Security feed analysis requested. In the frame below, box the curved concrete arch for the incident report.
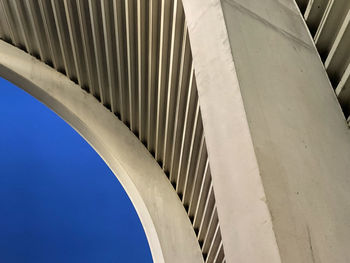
[0,0,227,260]
[0,40,203,263]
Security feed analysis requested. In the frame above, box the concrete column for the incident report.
[221,0,350,262]
[183,0,281,262]
[186,0,350,262]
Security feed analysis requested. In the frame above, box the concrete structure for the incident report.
[0,0,349,262]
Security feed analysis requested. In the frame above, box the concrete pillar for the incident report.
[185,0,350,262]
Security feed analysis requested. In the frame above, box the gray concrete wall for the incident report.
[222,0,350,262]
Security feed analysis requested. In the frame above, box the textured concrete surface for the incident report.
[221,0,350,262]
[1,0,350,262]
[183,0,281,262]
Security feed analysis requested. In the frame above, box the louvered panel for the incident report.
[314,0,350,59]
[336,64,350,116]
[193,170,212,230]
[89,0,110,105]
[124,0,138,131]
[295,0,309,14]
[212,241,225,263]
[188,151,208,219]
[146,0,160,154]
[304,0,328,36]
[324,10,350,87]
[197,186,215,242]
[169,62,193,183]
[201,206,218,248]
[38,0,65,71]
[0,16,4,39]
[1,0,23,48]
[202,208,219,253]
[29,1,52,64]
[52,0,77,81]
[22,1,45,60]
[137,0,148,142]
[204,221,221,262]
[113,0,128,121]
[182,103,203,206]
[102,0,119,113]
[63,0,84,86]
[297,0,350,120]
[163,0,185,170]
[176,74,198,195]
[13,1,35,56]
[75,0,95,94]
[0,1,10,41]
[155,0,173,162]
[168,30,192,179]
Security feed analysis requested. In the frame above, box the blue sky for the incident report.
[0,77,152,263]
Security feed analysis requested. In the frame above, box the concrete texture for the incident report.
[221,0,350,262]
[182,0,281,262]
[1,0,350,262]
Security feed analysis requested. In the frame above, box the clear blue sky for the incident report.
[0,77,152,263]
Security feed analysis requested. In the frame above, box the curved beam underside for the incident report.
[0,40,203,263]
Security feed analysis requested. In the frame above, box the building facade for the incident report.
[0,0,349,262]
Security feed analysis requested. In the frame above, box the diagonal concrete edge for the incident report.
[182,0,282,262]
